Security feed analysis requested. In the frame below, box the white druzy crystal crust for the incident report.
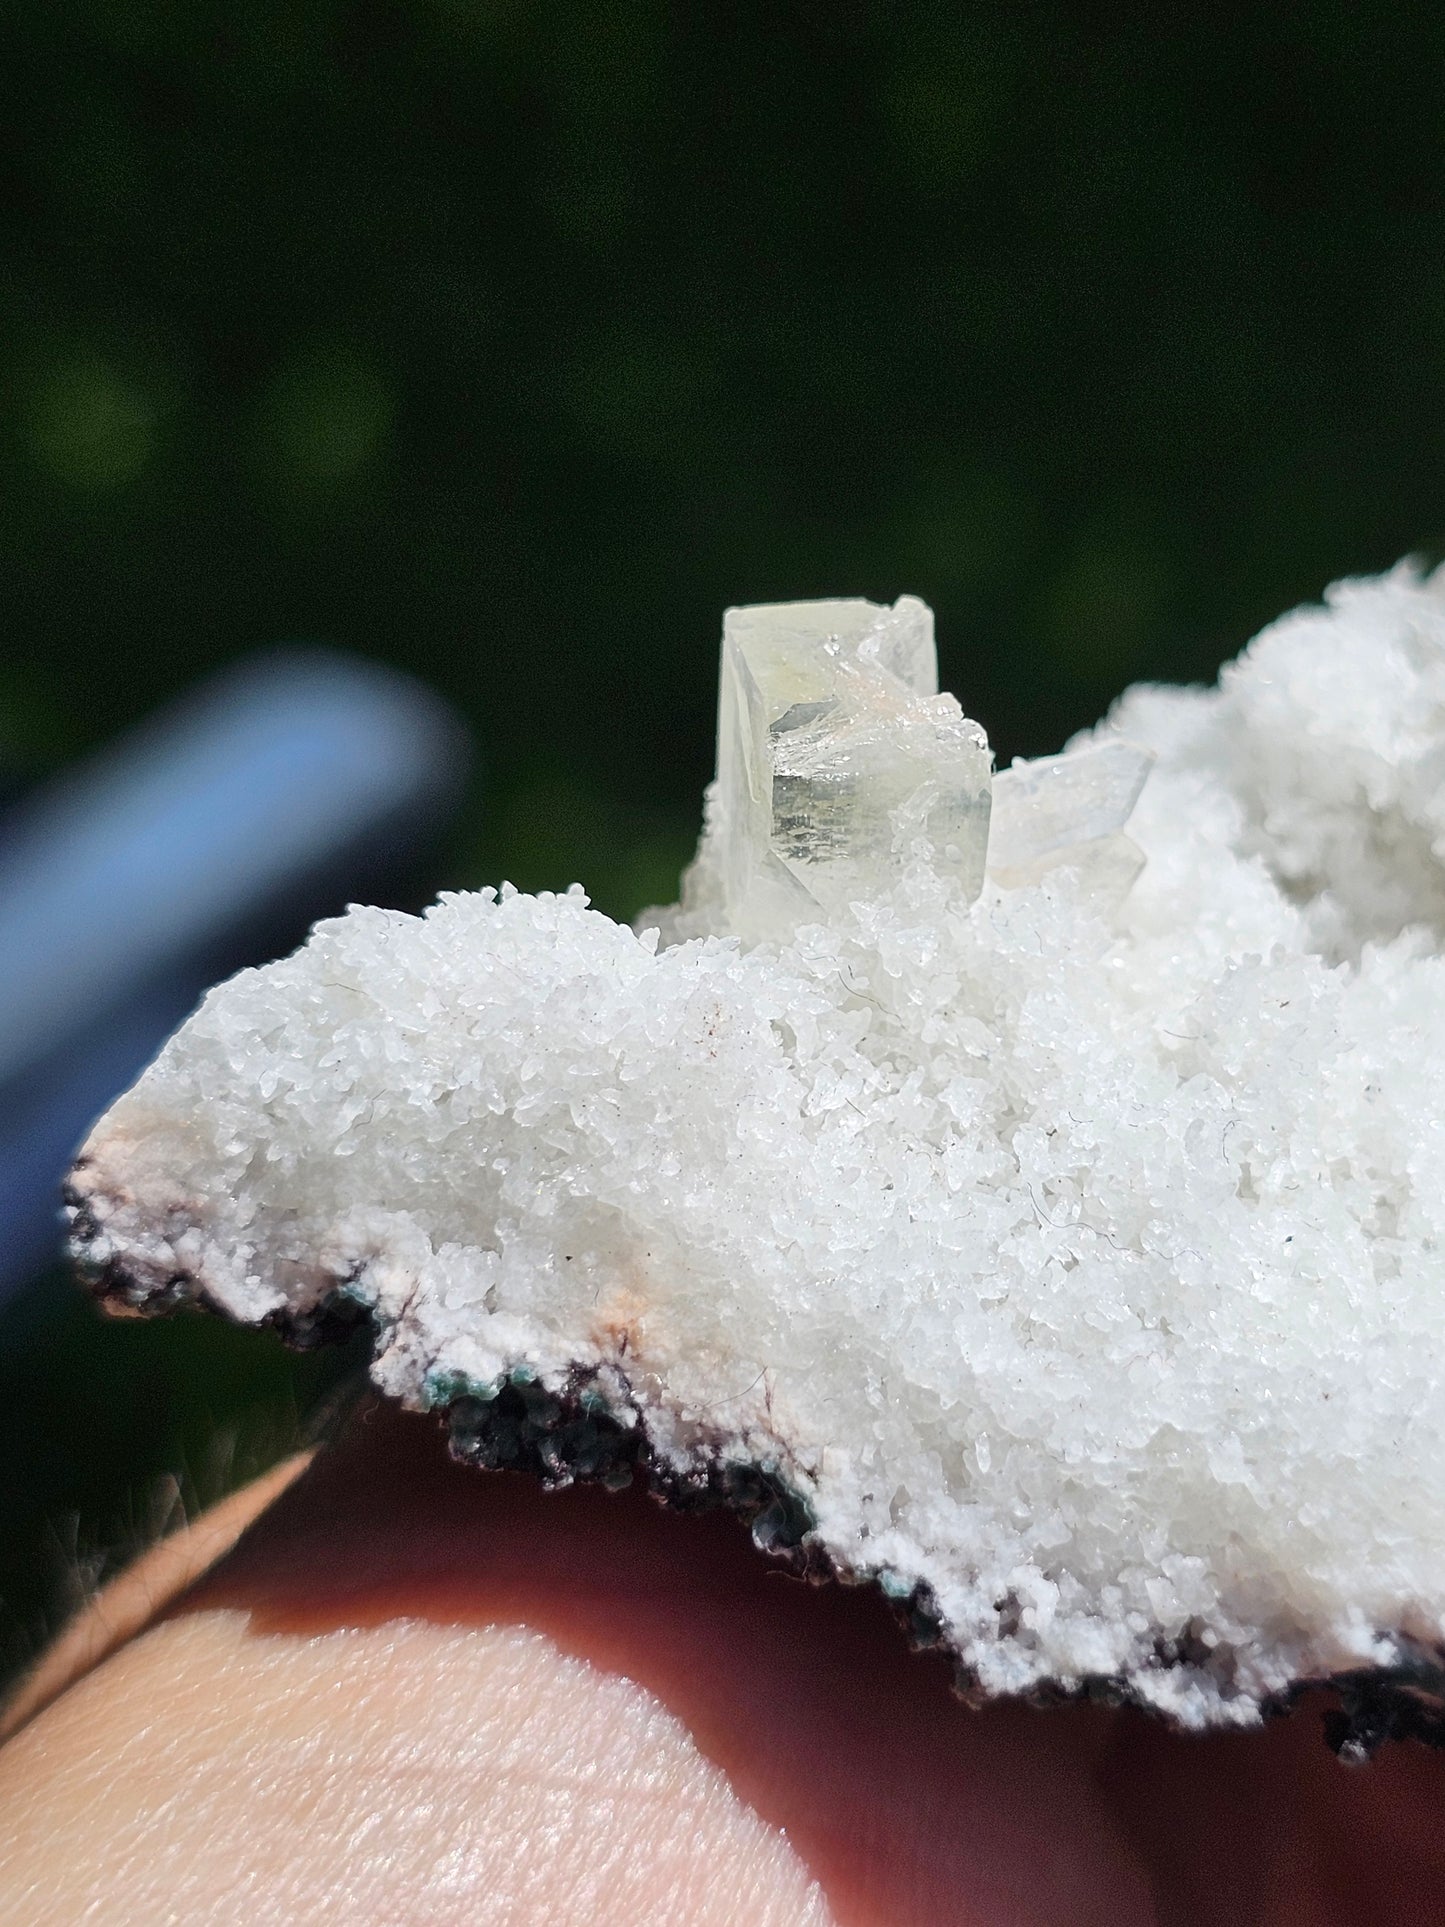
[70,566,1445,1735]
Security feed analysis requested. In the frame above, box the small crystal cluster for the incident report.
[673,594,1152,941]
[68,566,1445,1738]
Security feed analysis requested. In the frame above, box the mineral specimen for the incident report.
[68,568,1445,1748]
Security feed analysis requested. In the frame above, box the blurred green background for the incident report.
[3,2,1443,1676]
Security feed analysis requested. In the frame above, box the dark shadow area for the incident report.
[0,1277,367,1688]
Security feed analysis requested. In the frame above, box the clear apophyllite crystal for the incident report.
[713,596,993,936]
[987,740,1155,899]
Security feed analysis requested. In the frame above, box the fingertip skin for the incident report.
[0,1614,834,1927]
[7,1406,1445,1927]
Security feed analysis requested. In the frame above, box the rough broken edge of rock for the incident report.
[65,1177,1445,1759]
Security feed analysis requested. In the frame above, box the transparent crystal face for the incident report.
[716,597,993,935]
[988,741,1155,902]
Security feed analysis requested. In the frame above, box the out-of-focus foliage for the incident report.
[3,1,1444,1669]
[5,2,1444,895]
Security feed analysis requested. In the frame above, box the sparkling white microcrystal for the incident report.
[69,565,1445,1728]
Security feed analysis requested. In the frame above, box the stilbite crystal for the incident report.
[65,566,1445,1749]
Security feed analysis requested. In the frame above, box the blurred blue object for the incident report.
[0,649,470,1302]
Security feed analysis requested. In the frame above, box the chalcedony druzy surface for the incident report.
[68,567,1445,1743]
